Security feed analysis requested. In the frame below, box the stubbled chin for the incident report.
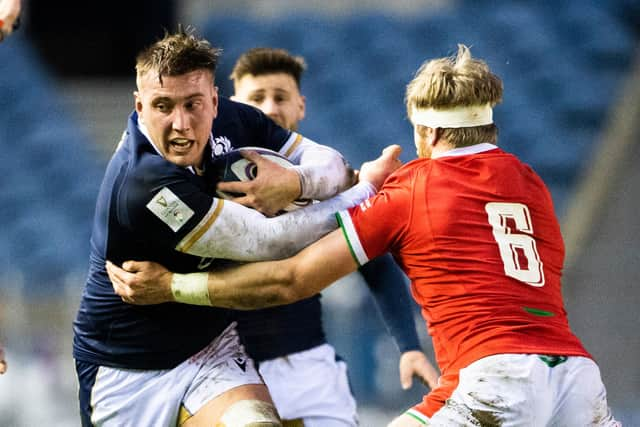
[166,152,195,168]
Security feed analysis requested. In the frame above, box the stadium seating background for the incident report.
[0,0,638,425]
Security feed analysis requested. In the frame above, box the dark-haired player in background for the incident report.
[107,46,437,427]
[72,28,401,427]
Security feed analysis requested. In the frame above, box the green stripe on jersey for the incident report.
[336,212,362,266]
[523,307,555,317]
[539,355,568,367]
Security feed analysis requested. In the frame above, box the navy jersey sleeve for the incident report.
[360,253,422,353]
[117,156,214,251]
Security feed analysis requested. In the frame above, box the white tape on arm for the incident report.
[171,272,212,306]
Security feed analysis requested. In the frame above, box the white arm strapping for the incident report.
[177,181,376,261]
[287,136,355,200]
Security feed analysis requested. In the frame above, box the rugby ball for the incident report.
[212,147,312,212]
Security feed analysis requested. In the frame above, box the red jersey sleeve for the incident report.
[337,160,420,265]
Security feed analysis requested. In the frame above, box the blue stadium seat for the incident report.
[0,36,104,290]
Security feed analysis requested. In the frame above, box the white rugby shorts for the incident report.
[89,322,265,427]
[258,343,358,427]
[424,354,620,426]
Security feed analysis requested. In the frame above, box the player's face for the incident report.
[135,69,218,169]
[233,73,305,131]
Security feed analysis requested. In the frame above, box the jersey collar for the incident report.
[433,143,498,159]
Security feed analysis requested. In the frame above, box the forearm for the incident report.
[180,180,375,261]
[204,260,295,309]
[290,137,356,200]
[204,229,359,310]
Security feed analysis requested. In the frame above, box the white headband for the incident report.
[411,104,493,128]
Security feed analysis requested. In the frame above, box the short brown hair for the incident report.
[136,26,222,86]
[406,44,503,147]
[230,47,307,88]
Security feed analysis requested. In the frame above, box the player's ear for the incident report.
[134,91,143,114]
[298,94,306,122]
[421,126,439,147]
[211,86,219,115]
[431,127,443,146]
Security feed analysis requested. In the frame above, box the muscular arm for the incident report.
[179,180,374,261]
[179,145,400,261]
[207,228,358,309]
[110,220,358,308]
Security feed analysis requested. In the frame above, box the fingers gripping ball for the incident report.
[212,147,312,212]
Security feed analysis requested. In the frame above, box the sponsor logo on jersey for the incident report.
[232,357,247,372]
[359,199,372,212]
[146,187,195,232]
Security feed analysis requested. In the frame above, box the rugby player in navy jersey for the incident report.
[108,48,438,427]
[72,28,402,427]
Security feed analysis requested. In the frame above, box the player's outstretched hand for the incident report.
[358,144,403,190]
[399,350,439,390]
[107,260,174,305]
[0,0,21,43]
[0,345,6,374]
[216,150,301,217]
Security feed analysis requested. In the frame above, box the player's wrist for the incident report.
[354,179,378,195]
[291,166,309,199]
[170,272,212,306]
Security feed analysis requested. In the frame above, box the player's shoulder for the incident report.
[114,143,188,202]
[214,96,291,151]
[216,96,268,126]
[375,158,427,193]
[394,157,430,178]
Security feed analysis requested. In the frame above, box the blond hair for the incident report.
[405,44,503,146]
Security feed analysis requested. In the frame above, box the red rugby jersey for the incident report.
[337,144,590,376]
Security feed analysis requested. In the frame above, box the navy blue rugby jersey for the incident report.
[236,295,325,363]
[73,97,292,369]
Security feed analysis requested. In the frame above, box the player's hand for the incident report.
[216,150,301,217]
[0,345,6,374]
[0,0,21,43]
[358,145,403,190]
[107,260,174,305]
[399,350,439,390]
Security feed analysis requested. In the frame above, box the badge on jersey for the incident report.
[146,187,195,232]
